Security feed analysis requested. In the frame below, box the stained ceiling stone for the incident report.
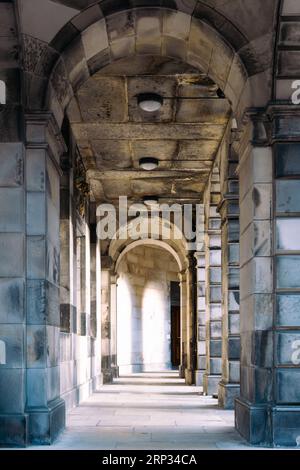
[68,55,231,204]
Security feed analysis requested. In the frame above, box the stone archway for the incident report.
[4,0,300,448]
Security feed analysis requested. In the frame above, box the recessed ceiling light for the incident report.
[143,196,159,206]
[139,157,159,171]
[137,93,163,112]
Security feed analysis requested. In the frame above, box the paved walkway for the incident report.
[30,371,261,450]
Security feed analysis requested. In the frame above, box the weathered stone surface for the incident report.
[0,143,23,187]
[276,369,300,404]
[81,19,109,60]
[0,278,24,324]
[0,233,24,277]
[27,236,46,280]
[0,369,25,413]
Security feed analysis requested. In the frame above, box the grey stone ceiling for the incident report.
[68,55,231,204]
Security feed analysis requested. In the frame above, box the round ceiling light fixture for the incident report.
[139,157,159,171]
[143,195,159,207]
[137,93,163,112]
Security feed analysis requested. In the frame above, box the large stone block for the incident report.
[229,313,240,334]
[272,407,300,446]
[27,236,46,279]
[276,294,300,327]
[26,149,45,191]
[163,10,191,40]
[0,143,23,187]
[47,366,60,402]
[27,280,60,326]
[210,339,222,357]
[0,369,25,413]
[28,398,65,445]
[252,331,273,367]
[26,192,46,235]
[26,368,47,408]
[276,331,300,366]
[0,324,24,368]
[210,321,222,339]
[0,278,24,324]
[27,325,46,367]
[276,369,300,404]
[0,233,24,277]
[81,19,109,60]
[235,399,270,445]
[210,357,222,374]
[228,337,241,360]
[0,414,28,447]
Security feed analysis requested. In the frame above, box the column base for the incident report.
[102,368,114,384]
[111,365,119,379]
[179,365,185,379]
[184,368,194,385]
[203,374,221,396]
[0,414,28,447]
[27,398,65,445]
[218,381,240,409]
[235,398,300,447]
[195,369,205,386]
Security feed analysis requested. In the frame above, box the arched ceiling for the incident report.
[15,0,288,206]
[68,54,231,203]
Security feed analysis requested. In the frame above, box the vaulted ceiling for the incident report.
[68,55,231,203]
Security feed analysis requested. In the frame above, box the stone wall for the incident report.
[117,245,179,374]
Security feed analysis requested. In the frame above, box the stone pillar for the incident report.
[60,154,75,333]
[110,274,119,378]
[0,135,27,445]
[194,251,206,386]
[101,256,113,383]
[179,271,187,379]
[203,172,222,396]
[90,223,103,388]
[184,255,196,385]
[235,107,300,446]
[218,145,241,409]
[25,113,65,444]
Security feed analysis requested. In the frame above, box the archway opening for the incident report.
[116,244,181,375]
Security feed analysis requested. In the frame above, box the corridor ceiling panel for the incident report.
[69,55,231,204]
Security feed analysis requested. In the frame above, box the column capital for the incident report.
[25,111,67,163]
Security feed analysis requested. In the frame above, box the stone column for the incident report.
[90,222,103,388]
[203,172,222,396]
[185,255,197,385]
[179,271,187,379]
[0,130,27,445]
[194,204,206,386]
[59,154,75,333]
[25,113,65,444]
[218,143,241,409]
[101,256,113,383]
[194,251,206,386]
[235,107,300,446]
[110,273,119,378]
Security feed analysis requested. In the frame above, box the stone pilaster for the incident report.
[179,270,187,379]
[184,254,197,385]
[25,113,66,444]
[0,118,27,445]
[59,153,76,333]
[194,251,206,386]
[218,139,241,409]
[203,170,222,396]
[110,274,119,378]
[235,106,300,446]
[101,255,114,383]
[90,223,103,388]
